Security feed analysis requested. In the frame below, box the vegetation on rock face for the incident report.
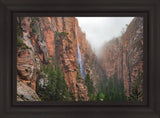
[17,22,23,37]
[56,31,69,37]
[128,70,143,102]
[17,21,30,50]
[17,38,30,50]
[30,17,39,34]
[37,58,74,101]
[31,17,39,22]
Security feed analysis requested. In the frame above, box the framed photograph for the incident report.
[0,0,160,118]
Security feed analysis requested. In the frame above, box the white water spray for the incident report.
[75,22,86,78]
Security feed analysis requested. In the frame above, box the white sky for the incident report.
[76,17,134,55]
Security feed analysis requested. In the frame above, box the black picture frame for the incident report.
[0,0,160,118]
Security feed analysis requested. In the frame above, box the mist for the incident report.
[76,17,134,55]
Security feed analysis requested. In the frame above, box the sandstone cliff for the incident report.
[17,17,96,101]
[98,17,143,97]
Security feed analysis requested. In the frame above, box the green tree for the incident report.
[38,59,57,101]
[55,65,71,101]
[37,59,72,101]
[101,74,127,101]
[45,68,57,100]
[96,92,105,101]
[85,69,95,97]
[90,93,96,101]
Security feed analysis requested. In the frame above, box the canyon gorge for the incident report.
[16,17,143,101]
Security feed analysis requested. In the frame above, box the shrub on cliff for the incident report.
[17,38,30,50]
[16,20,31,50]
[56,31,69,37]
[31,17,39,22]
[17,22,22,37]
[32,28,38,34]
[30,17,39,35]
[128,70,143,102]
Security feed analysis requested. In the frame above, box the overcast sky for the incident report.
[76,17,134,55]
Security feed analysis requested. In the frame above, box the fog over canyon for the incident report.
[77,17,134,55]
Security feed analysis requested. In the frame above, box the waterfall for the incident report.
[75,22,86,78]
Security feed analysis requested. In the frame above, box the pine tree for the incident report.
[37,58,72,101]
[102,74,127,101]
[38,58,57,101]
[45,68,57,100]
[55,65,70,101]
[85,69,95,97]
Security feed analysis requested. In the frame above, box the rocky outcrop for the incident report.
[17,49,40,91]
[98,17,143,97]
[17,79,41,101]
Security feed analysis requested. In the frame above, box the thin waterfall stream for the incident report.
[75,23,86,78]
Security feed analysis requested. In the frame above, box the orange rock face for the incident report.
[17,17,41,91]
[98,17,143,97]
[17,17,91,101]
[39,17,55,57]
[52,17,89,100]
[17,49,40,91]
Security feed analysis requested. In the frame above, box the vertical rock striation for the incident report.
[98,17,143,97]
[17,17,94,101]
